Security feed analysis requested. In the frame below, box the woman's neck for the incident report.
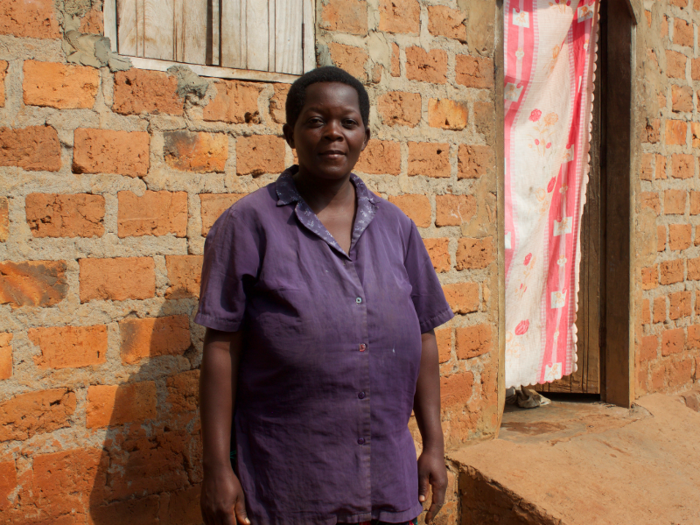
[293,167,355,215]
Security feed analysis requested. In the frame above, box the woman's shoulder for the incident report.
[206,183,278,238]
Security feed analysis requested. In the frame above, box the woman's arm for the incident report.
[200,328,250,525]
[413,329,447,524]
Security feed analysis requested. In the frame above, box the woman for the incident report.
[197,67,453,525]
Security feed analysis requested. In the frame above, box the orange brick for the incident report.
[456,237,495,270]
[428,99,468,130]
[459,145,494,179]
[355,140,401,175]
[0,126,61,172]
[671,154,694,179]
[0,61,7,108]
[0,0,60,39]
[200,193,247,236]
[655,155,667,180]
[669,291,692,320]
[73,128,149,177]
[120,315,191,364]
[118,191,187,238]
[0,260,68,308]
[693,122,700,148]
[29,325,107,369]
[643,118,660,143]
[236,135,286,176]
[408,142,450,178]
[0,333,12,380]
[664,190,686,215]
[642,298,651,324]
[391,43,401,77]
[640,153,653,181]
[379,0,420,34]
[456,55,494,89]
[377,92,421,127]
[0,388,76,441]
[28,448,103,520]
[639,335,658,362]
[668,223,692,250]
[167,370,200,413]
[697,291,700,314]
[665,119,687,145]
[666,50,687,79]
[456,324,492,359]
[405,47,448,84]
[320,0,368,35]
[22,61,99,109]
[436,194,477,227]
[0,460,15,513]
[25,193,104,238]
[688,324,700,348]
[79,5,103,33]
[671,85,693,113]
[204,80,263,124]
[164,131,228,172]
[693,58,700,80]
[388,195,431,227]
[79,257,155,302]
[440,371,474,409]
[641,265,658,290]
[423,238,451,273]
[657,225,666,252]
[661,328,685,356]
[86,382,157,428]
[113,69,183,115]
[688,257,700,280]
[690,192,700,215]
[435,327,452,364]
[428,5,466,42]
[659,259,684,285]
[269,83,290,124]
[165,255,203,299]
[0,197,6,242]
[653,295,666,323]
[673,18,693,47]
[667,358,693,388]
[640,192,661,215]
[443,283,479,314]
[329,43,369,81]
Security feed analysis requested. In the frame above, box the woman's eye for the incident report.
[308,117,323,125]
[343,119,358,127]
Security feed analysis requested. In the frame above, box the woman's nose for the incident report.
[323,120,343,140]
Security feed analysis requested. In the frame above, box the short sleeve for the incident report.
[195,207,261,332]
[404,221,454,333]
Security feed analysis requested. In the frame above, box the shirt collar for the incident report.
[275,166,378,258]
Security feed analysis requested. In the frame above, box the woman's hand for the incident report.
[201,464,250,525]
[417,447,448,524]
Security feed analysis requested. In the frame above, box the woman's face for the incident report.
[284,82,370,182]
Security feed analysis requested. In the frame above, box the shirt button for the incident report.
[357,438,365,445]
[359,344,366,352]
[355,297,362,304]
[358,391,366,399]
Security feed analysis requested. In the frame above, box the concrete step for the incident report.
[448,393,700,525]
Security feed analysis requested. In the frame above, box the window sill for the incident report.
[126,56,300,84]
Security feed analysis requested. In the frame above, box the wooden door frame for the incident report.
[601,0,637,407]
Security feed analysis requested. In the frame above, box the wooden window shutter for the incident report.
[115,0,311,76]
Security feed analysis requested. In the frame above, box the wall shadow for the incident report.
[87,293,204,525]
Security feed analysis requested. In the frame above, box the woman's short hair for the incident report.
[285,66,370,128]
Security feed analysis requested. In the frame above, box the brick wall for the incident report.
[0,0,499,523]
[636,0,700,396]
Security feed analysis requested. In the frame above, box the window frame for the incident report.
[103,0,315,83]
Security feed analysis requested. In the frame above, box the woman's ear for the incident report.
[282,123,295,149]
[361,126,371,152]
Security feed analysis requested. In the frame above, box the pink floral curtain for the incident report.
[504,0,599,387]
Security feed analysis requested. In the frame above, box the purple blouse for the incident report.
[195,167,453,524]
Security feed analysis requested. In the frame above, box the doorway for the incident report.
[535,0,635,405]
